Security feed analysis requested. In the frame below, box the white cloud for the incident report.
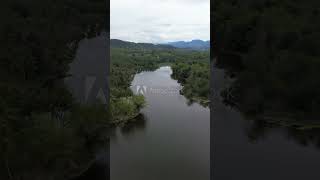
[111,0,210,43]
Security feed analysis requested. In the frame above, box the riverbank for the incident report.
[111,66,210,180]
[171,62,210,107]
[110,44,210,125]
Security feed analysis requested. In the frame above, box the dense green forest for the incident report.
[0,1,109,179]
[110,41,171,124]
[110,40,210,123]
[213,0,320,125]
[171,62,210,106]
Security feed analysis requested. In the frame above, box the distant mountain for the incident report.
[166,40,210,50]
[110,39,175,50]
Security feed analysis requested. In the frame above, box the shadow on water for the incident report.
[71,161,109,180]
[244,117,320,149]
[72,114,147,180]
[120,114,147,136]
[71,144,110,180]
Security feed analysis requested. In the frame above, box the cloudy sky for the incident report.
[111,0,210,43]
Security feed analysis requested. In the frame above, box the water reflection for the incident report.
[120,114,147,136]
[244,119,272,144]
[286,128,320,148]
[244,118,320,149]
[72,148,109,180]
[71,161,108,180]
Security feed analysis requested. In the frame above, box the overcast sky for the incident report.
[111,0,210,43]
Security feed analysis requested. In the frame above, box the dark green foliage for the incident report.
[171,62,210,106]
[1,0,107,115]
[214,0,320,119]
[0,104,110,180]
[0,0,108,179]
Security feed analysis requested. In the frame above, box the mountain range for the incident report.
[110,39,210,51]
[110,39,175,50]
[165,40,210,50]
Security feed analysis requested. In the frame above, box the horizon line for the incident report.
[110,38,211,44]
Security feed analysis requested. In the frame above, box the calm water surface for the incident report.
[111,66,210,180]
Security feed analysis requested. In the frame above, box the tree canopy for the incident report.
[213,0,320,120]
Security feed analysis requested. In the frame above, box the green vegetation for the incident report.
[0,0,108,179]
[110,40,210,123]
[171,62,210,106]
[213,0,320,124]
[0,104,110,180]
[110,47,160,124]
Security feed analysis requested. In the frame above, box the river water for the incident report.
[78,65,320,180]
[110,66,210,180]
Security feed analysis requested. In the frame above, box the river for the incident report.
[75,65,320,180]
[110,66,210,180]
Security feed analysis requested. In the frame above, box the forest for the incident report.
[213,0,320,126]
[0,0,110,179]
[171,62,210,106]
[110,39,210,123]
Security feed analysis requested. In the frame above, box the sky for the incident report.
[111,0,210,43]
